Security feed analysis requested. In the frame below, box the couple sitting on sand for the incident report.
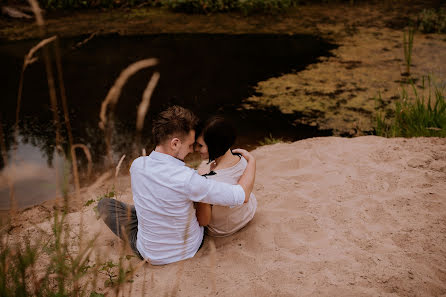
[98,105,257,265]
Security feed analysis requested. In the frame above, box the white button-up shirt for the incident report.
[131,151,245,265]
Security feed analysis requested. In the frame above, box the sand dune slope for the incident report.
[14,136,446,297]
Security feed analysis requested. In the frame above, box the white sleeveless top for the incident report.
[202,156,257,237]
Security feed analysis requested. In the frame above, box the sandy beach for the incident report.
[6,136,446,296]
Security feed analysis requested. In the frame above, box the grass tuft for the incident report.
[375,76,446,138]
[417,8,446,34]
[259,133,283,145]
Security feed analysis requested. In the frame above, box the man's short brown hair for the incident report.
[152,106,198,146]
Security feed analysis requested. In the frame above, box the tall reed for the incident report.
[135,72,160,152]
[403,27,415,76]
[12,36,57,215]
[0,118,16,217]
[98,58,158,166]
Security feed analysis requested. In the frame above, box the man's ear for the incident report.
[170,137,181,151]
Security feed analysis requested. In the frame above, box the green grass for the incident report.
[0,209,98,296]
[0,186,139,296]
[375,77,446,138]
[259,133,283,145]
[403,27,414,76]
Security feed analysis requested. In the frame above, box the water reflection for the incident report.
[0,139,65,209]
[0,33,336,208]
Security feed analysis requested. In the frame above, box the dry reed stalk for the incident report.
[69,143,92,246]
[72,32,98,50]
[0,119,17,217]
[142,148,147,169]
[27,0,44,26]
[99,58,159,130]
[115,154,126,179]
[85,171,113,198]
[54,36,82,206]
[140,263,148,297]
[28,0,45,27]
[170,262,185,297]
[28,0,63,150]
[136,72,160,132]
[115,223,135,297]
[98,59,158,165]
[45,47,63,149]
[135,72,160,150]
[14,35,57,164]
[208,239,217,294]
[169,209,194,297]
[126,278,134,297]
[114,154,126,194]
[72,144,93,179]
[24,36,57,67]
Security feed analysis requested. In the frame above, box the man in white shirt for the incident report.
[98,106,256,265]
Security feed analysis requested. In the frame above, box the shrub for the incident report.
[163,0,296,14]
[239,0,294,15]
[164,0,238,13]
[37,0,151,9]
[417,8,446,34]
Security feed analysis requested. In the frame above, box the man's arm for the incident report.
[232,149,256,203]
[187,149,256,206]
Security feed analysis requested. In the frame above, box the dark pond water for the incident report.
[0,33,335,209]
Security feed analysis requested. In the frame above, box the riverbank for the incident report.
[5,136,446,296]
[1,1,445,136]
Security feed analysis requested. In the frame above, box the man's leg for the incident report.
[97,198,142,258]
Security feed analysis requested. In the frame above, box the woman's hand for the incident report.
[232,148,255,163]
[233,148,256,203]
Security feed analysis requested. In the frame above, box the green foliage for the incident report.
[259,133,283,145]
[239,0,294,15]
[375,77,446,138]
[96,187,116,202]
[103,188,116,199]
[38,0,150,9]
[164,0,297,14]
[84,199,95,207]
[164,0,237,13]
[417,8,446,34]
[98,260,119,287]
[97,257,135,289]
[30,0,363,12]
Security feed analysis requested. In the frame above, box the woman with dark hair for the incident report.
[194,116,257,237]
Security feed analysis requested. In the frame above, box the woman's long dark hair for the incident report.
[198,116,236,162]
